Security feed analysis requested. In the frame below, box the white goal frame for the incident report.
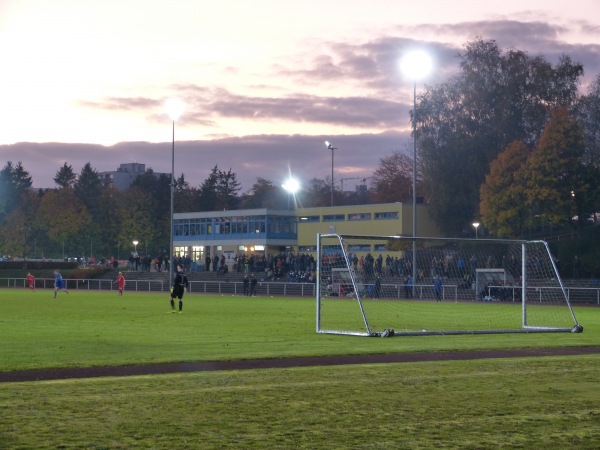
[316,234,583,337]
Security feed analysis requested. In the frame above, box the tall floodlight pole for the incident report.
[401,49,433,291]
[165,98,185,289]
[325,141,337,207]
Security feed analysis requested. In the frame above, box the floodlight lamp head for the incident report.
[400,49,433,80]
[165,98,185,121]
[282,178,300,194]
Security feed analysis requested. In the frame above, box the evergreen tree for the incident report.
[54,162,77,188]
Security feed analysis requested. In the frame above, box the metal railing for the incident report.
[1,278,317,297]
[2,277,599,303]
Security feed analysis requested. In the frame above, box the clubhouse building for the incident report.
[173,202,440,268]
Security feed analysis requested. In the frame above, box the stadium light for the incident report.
[165,98,185,286]
[282,177,300,209]
[401,49,433,291]
[472,222,480,239]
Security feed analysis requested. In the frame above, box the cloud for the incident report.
[0,132,410,194]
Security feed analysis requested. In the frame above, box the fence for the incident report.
[1,277,318,298]
[2,277,599,304]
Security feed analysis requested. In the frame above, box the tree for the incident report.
[215,168,241,210]
[74,163,102,213]
[54,163,77,188]
[174,173,199,213]
[240,178,285,209]
[522,108,586,229]
[119,187,157,256]
[303,178,331,207]
[35,189,91,256]
[480,141,531,237]
[198,166,219,212]
[371,151,414,203]
[0,208,28,257]
[417,38,584,235]
[577,74,600,167]
[0,161,32,221]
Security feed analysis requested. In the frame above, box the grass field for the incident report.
[1,289,599,449]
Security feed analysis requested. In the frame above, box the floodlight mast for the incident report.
[400,49,433,293]
[325,141,337,207]
[165,99,185,288]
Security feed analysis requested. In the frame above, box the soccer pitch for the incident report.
[1,289,599,448]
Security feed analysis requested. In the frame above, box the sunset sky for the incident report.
[1,0,600,192]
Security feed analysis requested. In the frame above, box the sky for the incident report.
[1,0,600,192]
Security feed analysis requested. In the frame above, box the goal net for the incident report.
[316,234,582,336]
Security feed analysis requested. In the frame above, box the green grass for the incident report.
[0,289,599,448]
[0,289,597,371]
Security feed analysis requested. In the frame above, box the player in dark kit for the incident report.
[169,263,189,313]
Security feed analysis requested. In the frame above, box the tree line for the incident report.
[0,157,407,260]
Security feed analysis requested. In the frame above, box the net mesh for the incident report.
[317,235,579,336]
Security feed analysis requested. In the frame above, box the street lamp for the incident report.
[166,98,185,287]
[325,141,337,207]
[472,222,480,239]
[282,177,300,209]
[132,240,139,254]
[401,49,433,290]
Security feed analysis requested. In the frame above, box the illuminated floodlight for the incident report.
[400,49,433,81]
[282,177,300,194]
[165,98,185,121]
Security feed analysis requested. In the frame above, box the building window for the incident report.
[374,211,399,220]
[323,214,345,222]
[299,215,320,222]
[348,244,371,252]
[347,212,372,221]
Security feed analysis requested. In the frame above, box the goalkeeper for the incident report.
[169,263,189,313]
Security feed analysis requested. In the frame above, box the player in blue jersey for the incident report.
[53,270,69,298]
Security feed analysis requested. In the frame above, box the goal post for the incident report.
[316,234,583,337]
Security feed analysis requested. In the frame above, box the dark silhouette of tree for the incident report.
[371,151,414,203]
[0,161,32,221]
[417,38,584,235]
[54,162,77,189]
[240,177,285,209]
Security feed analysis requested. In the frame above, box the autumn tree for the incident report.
[522,108,586,229]
[118,187,157,255]
[371,151,414,203]
[35,189,91,256]
[417,38,584,235]
[480,141,530,237]
[0,208,28,257]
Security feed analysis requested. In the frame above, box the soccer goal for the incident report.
[316,234,583,336]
